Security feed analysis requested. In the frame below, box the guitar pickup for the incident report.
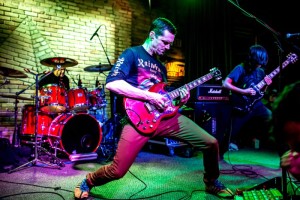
[144,102,155,112]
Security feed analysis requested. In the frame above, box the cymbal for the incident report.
[0,94,33,101]
[0,66,28,78]
[40,57,78,68]
[84,64,111,72]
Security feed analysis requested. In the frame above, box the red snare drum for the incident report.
[48,113,102,155]
[39,84,67,114]
[88,88,106,110]
[21,104,53,136]
[67,88,89,112]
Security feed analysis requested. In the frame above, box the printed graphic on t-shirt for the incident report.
[137,58,162,90]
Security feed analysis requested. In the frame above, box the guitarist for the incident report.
[74,17,234,199]
[220,44,273,159]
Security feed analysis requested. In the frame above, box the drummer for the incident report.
[38,68,70,91]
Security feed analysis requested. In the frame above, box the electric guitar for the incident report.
[230,52,298,114]
[124,67,222,134]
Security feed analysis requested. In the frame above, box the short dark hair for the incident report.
[149,17,177,36]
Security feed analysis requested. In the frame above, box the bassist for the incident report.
[220,44,273,159]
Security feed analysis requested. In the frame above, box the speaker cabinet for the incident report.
[191,101,232,142]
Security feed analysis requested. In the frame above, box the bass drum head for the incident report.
[50,113,102,156]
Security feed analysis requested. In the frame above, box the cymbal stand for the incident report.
[0,77,22,148]
[0,78,10,88]
[12,80,36,147]
[9,71,61,173]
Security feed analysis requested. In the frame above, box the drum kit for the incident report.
[0,57,115,172]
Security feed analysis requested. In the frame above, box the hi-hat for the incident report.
[0,94,33,101]
[40,57,78,68]
[84,64,111,72]
[0,66,28,78]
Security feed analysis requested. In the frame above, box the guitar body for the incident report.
[230,83,264,114]
[124,82,179,134]
[124,67,222,134]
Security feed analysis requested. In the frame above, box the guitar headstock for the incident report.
[210,67,222,81]
[287,53,298,63]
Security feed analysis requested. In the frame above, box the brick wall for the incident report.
[0,0,170,143]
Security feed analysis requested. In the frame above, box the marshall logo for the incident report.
[196,84,229,101]
[208,88,222,94]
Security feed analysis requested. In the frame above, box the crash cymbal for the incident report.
[84,64,111,72]
[0,94,33,101]
[0,66,28,78]
[40,57,78,68]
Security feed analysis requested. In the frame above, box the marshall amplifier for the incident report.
[188,101,232,143]
[196,84,230,101]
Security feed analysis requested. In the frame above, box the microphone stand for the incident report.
[9,71,61,173]
[94,32,119,158]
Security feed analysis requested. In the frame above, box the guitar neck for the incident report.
[256,56,293,90]
[167,73,214,100]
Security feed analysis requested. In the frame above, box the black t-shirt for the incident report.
[227,63,265,88]
[38,72,70,91]
[227,63,266,107]
[106,45,167,89]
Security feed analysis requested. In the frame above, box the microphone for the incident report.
[78,74,82,87]
[43,70,52,75]
[5,78,10,84]
[90,25,101,41]
[286,33,300,38]
[24,68,36,75]
[95,77,99,88]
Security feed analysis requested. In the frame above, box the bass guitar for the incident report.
[231,52,298,114]
[124,67,222,134]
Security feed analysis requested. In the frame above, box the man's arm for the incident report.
[106,80,168,109]
[223,77,255,96]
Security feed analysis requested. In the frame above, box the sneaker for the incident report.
[229,143,239,151]
[74,178,91,199]
[205,179,234,198]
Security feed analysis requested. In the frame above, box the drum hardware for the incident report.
[97,112,124,161]
[83,64,112,72]
[9,70,62,173]
[0,66,28,78]
[0,94,33,101]
[40,57,78,68]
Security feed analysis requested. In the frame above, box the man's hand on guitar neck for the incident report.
[264,75,272,85]
[177,86,190,107]
[262,75,272,92]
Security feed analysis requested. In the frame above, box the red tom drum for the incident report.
[39,84,67,114]
[67,88,89,112]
